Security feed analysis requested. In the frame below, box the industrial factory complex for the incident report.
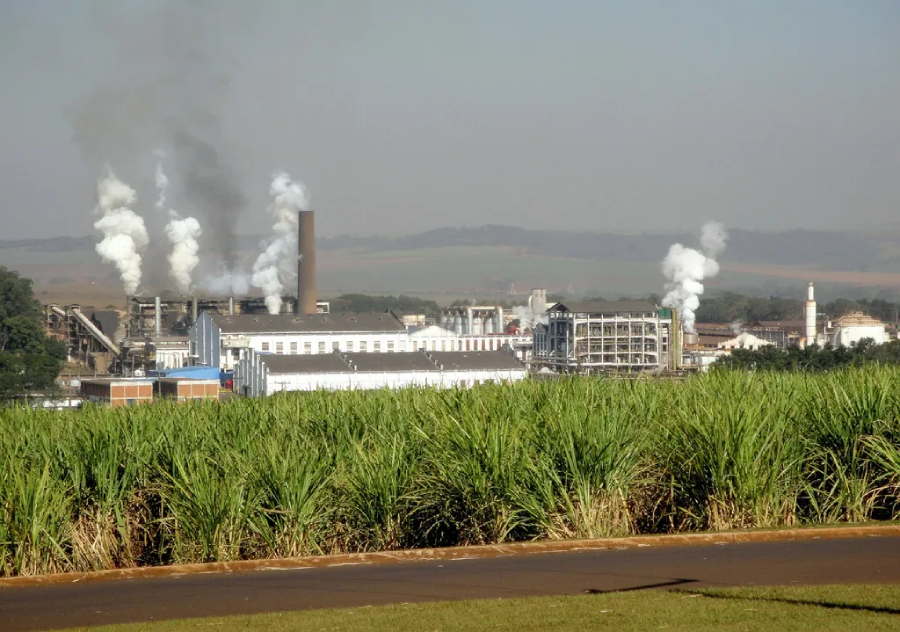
[40,206,894,407]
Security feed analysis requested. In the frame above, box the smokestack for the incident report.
[228,296,235,315]
[191,296,198,323]
[297,210,317,315]
[806,282,816,347]
[154,296,162,336]
[495,307,504,334]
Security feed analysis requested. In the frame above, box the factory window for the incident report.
[261,342,270,352]
[360,341,368,352]
[318,342,326,354]
[387,342,395,352]
[333,341,340,351]
[276,342,284,355]
[347,341,354,351]
[290,342,298,354]
[374,342,381,352]
[304,342,311,354]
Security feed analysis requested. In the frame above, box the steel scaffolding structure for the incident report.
[532,301,678,374]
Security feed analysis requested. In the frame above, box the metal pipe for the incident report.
[495,307,504,333]
[465,307,473,336]
[155,297,162,336]
[191,296,198,323]
[228,296,235,316]
[297,210,317,315]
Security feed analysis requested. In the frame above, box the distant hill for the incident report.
[317,226,891,271]
[2,227,892,271]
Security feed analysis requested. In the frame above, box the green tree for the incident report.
[0,266,64,401]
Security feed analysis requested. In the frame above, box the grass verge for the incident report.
[67,584,900,632]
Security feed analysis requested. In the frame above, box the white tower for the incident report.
[805,282,817,347]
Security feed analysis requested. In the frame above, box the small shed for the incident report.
[80,379,154,407]
[155,378,220,402]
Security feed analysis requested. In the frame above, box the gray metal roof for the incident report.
[549,300,658,314]
[260,350,525,375]
[429,351,525,371]
[343,352,438,372]
[212,312,406,334]
[260,354,351,375]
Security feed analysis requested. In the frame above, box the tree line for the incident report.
[714,338,900,372]
[695,292,900,324]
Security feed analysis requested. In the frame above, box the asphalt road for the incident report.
[2,536,899,631]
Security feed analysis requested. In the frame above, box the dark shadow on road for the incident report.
[685,591,900,616]
[584,578,697,594]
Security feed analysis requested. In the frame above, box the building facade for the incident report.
[190,312,410,370]
[234,350,528,396]
[531,301,678,374]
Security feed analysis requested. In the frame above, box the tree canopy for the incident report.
[714,338,900,372]
[0,267,65,401]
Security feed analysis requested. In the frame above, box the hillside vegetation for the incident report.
[2,369,900,577]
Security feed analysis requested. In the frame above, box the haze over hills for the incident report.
[1,226,894,269]
[3,226,900,306]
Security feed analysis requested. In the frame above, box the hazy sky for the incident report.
[1,0,898,240]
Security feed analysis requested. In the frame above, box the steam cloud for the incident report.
[201,266,250,296]
[512,305,548,331]
[661,222,728,334]
[156,156,202,294]
[66,1,255,280]
[251,171,309,314]
[94,169,150,295]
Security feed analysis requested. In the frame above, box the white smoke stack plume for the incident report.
[251,171,309,314]
[156,156,202,293]
[512,305,549,331]
[154,151,169,211]
[200,265,250,296]
[661,222,728,334]
[93,168,149,295]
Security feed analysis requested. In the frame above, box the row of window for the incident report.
[257,338,508,355]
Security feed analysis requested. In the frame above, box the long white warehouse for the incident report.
[234,350,528,396]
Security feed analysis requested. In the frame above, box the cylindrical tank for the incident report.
[495,307,504,334]
[472,315,482,336]
[465,307,474,335]
[484,316,495,335]
[440,314,450,329]
[454,314,463,335]
[155,297,162,336]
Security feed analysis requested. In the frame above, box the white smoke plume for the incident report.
[94,169,150,295]
[200,265,250,296]
[251,171,309,314]
[156,156,202,293]
[661,222,729,334]
[512,305,548,331]
[154,151,169,211]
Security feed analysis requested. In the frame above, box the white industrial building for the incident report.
[234,349,528,396]
[829,312,889,347]
[189,311,535,371]
[531,300,679,374]
[190,312,410,370]
[408,325,532,361]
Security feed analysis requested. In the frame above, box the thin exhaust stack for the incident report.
[297,210,317,315]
